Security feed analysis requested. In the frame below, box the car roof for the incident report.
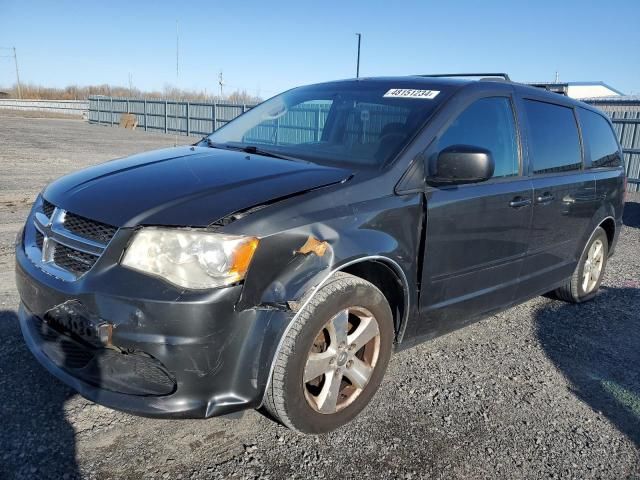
[311,76,603,115]
[313,76,473,90]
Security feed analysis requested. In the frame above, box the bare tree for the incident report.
[0,83,262,103]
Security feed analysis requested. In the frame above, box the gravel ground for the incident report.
[0,109,84,120]
[0,115,638,479]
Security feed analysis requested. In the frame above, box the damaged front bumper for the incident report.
[15,244,293,419]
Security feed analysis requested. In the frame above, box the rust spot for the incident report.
[287,300,302,312]
[296,236,328,257]
[98,323,114,346]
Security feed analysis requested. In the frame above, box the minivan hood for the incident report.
[43,146,351,227]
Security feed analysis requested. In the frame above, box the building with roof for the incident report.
[526,81,624,99]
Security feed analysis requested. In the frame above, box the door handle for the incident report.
[509,197,532,208]
[535,193,555,204]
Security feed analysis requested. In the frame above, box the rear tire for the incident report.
[263,272,394,434]
[555,226,609,303]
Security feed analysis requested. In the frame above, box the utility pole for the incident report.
[13,47,22,99]
[355,33,361,78]
[175,20,179,146]
[218,71,224,99]
[176,21,179,78]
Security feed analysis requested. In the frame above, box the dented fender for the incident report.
[237,232,334,311]
[233,189,425,326]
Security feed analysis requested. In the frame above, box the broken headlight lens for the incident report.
[122,228,259,289]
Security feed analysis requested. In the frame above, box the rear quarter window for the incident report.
[578,108,622,168]
[524,100,582,174]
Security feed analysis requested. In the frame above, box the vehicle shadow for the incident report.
[623,198,640,228]
[535,287,640,447]
[0,309,81,479]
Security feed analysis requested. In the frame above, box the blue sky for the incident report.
[1,0,639,96]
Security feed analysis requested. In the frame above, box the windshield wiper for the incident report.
[203,137,310,163]
[204,137,225,149]
[234,145,290,160]
[206,140,303,162]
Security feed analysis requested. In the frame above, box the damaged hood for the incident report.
[43,146,351,227]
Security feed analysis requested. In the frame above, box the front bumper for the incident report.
[15,237,292,418]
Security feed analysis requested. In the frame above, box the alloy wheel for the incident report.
[582,238,604,293]
[303,307,381,414]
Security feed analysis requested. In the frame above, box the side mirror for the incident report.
[427,145,495,185]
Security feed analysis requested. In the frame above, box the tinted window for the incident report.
[579,108,621,168]
[524,100,582,174]
[437,97,519,178]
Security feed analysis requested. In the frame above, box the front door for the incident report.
[416,94,532,338]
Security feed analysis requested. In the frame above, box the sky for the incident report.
[1,0,639,97]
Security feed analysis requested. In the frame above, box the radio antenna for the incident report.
[175,20,179,147]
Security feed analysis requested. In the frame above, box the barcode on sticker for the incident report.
[383,89,440,99]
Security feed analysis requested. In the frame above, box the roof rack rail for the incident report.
[418,73,511,81]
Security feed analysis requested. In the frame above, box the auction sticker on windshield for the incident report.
[383,88,440,99]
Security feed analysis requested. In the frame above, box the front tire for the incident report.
[263,272,394,434]
[555,226,609,303]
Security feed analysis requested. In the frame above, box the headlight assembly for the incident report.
[121,228,259,289]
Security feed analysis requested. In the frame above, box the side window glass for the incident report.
[579,108,621,168]
[524,100,582,174]
[437,97,519,178]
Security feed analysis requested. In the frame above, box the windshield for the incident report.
[206,82,446,168]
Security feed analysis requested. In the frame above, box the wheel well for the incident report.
[341,260,406,338]
[599,217,615,247]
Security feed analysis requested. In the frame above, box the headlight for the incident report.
[122,228,259,289]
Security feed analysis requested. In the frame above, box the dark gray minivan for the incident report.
[16,74,625,433]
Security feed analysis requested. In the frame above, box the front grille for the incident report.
[53,243,97,275]
[44,301,107,347]
[26,201,118,281]
[37,323,94,368]
[42,199,55,218]
[64,211,117,244]
[32,315,176,396]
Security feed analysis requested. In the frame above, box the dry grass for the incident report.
[0,83,261,104]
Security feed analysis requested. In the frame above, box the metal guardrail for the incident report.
[0,99,88,116]
[88,96,256,137]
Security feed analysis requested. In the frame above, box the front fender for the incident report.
[236,194,422,312]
